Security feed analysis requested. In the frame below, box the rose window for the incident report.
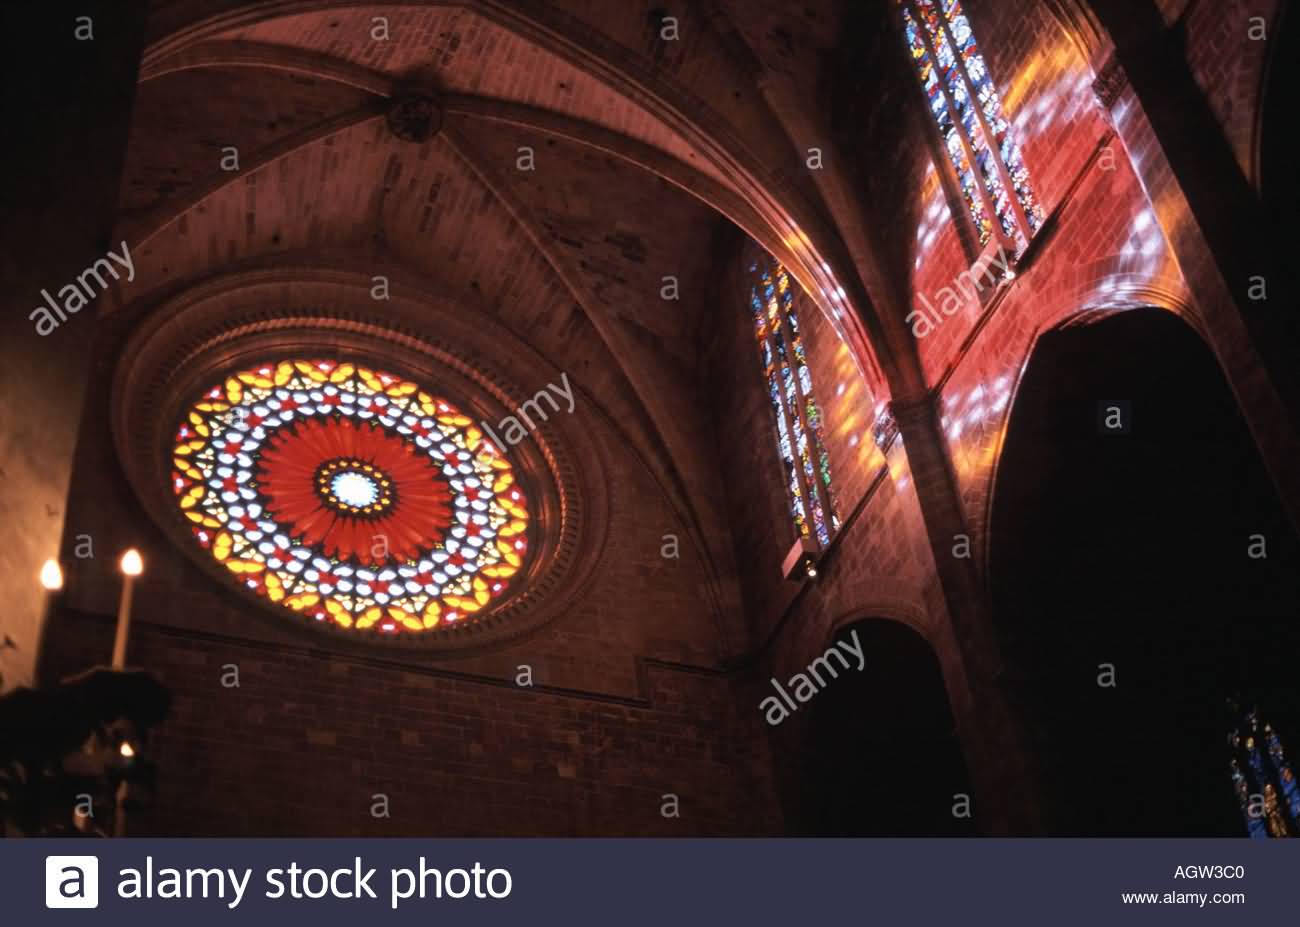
[170,359,531,635]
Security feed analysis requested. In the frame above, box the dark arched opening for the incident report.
[786,619,975,835]
[990,308,1300,835]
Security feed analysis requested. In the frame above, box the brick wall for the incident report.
[1180,0,1282,182]
[873,0,1205,566]
[40,610,779,836]
[702,234,948,719]
[40,263,777,835]
[56,335,730,700]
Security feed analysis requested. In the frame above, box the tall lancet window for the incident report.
[899,0,1044,255]
[1229,706,1300,838]
[749,255,840,549]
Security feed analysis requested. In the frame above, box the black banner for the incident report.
[8,837,1292,924]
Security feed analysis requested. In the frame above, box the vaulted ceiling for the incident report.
[110,0,881,633]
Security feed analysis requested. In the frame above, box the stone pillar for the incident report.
[890,395,1045,833]
[0,3,147,690]
[1089,0,1300,533]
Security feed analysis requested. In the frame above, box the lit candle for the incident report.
[112,549,143,669]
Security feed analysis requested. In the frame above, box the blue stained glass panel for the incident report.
[902,0,1044,246]
[749,257,840,547]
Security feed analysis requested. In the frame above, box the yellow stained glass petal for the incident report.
[175,359,535,636]
[212,531,233,560]
[499,519,527,537]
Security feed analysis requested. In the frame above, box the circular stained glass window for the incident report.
[170,359,531,635]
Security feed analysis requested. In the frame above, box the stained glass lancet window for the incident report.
[171,360,531,636]
[749,255,840,548]
[1229,706,1300,838]
[899,0,1044,255]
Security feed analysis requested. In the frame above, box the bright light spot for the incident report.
[120,549,144,577]
[39,559,63,591]
[331,471,379,507]
[119,742,136,758]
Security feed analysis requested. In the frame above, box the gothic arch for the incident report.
[971,270,1195,583]
[784,615,974,835]
[985,305,1300,833]
[822,601,933,650]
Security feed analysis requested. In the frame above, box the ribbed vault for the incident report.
[111,0,920,651]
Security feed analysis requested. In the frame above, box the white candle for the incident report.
[112,549,143,669]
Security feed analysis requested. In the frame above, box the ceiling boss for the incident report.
[171,360,531,636]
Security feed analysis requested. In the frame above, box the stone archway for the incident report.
[988,307,1300,835]
[786,617,974,836]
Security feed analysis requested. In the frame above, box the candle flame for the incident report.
[40,559,64,591]
[120,549,144,576]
